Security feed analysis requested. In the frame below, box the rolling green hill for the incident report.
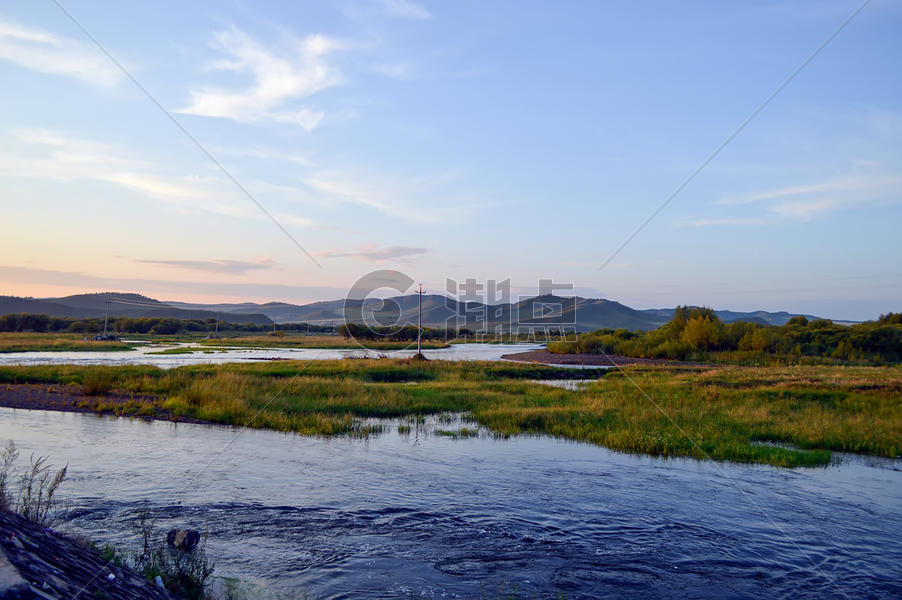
[1,292,826,332]
[0,293,273,326]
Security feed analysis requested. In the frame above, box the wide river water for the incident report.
[1,408,899,599]
[0,342,545,368]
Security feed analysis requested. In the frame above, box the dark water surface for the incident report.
[1,407,899,599]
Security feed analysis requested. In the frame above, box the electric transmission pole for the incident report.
[416,283,424,356]
[102,294,111,338]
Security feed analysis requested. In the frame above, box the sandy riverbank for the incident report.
[0,383,208,425]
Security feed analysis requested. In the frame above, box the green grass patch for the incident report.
[0,361,899,467]
[0,333,134,353]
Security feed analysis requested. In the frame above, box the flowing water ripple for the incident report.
[1,408,900,599]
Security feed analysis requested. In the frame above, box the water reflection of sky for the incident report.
[1,408,899,599]
[0,342,545,368]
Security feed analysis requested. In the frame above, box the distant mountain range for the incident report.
[0,293,274,326]
[0,292,822,332]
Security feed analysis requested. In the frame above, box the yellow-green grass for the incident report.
[0,361,898,467]
[197,334,452,350]
[0,332,134,353]
[0,331,453,351]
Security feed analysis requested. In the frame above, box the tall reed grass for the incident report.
[1,361,898,467]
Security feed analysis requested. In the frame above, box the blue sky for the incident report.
[0,0,900,320]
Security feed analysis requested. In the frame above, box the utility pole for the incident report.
[102,294,111,337]
[416,283,424,356]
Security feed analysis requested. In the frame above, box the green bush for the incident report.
[548,306,902,364]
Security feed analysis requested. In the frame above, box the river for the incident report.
[1,408,899,599]
[0,342,545,368]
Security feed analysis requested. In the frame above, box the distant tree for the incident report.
[16,314,49,332]
[879,313,901,325]
[66,321,86,333]
[680,315,725,351]
[150,319,180,335]
[807,318,833,330]
[739,328,774,352]
[48,317,68,332]
[850,326,902,361]
[665,306,690,340]
[0,314,20,332]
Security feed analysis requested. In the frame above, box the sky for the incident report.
[0,0,900,320]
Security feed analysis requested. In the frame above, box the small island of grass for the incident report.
[0,358,898,468]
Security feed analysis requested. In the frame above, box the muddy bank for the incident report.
[502,349,704,367]
[0,383,208,426]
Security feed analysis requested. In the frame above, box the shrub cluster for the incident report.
[548,307,902,363]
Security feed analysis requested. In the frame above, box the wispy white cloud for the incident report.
[2,129,147,180]
[374,0,433,20]
[103,172,216,201]
[136,258,277,275]
[700,170,902,226]
[294,106,326,131]
[374,62,415,80]
[716,175,901,206]
[202,143,314,167]
[302,171,466,223]
[2,129,240,215]
[273,213,316,228]
[317,244,427,262]
[686,217,770,227]
[177,27,342,127]
[769,199,839,221]
[0,128,324,228]
[345,0,433,20]
[0,16,122,87]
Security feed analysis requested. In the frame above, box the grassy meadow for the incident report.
[195,334,452,350]
[0,332,135,353]
[1,360,899,468]
[0,331,453,352]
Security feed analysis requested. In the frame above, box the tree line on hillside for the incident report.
[338,323,474,341]
[0,313,334,335]
[548,307,902,363]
